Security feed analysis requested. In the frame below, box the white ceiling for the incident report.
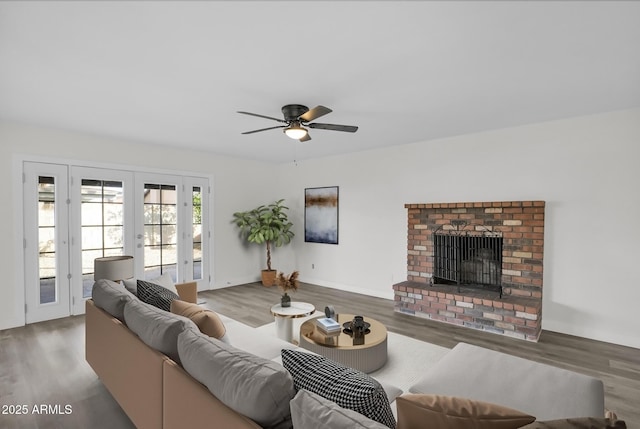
[1,1,639,163]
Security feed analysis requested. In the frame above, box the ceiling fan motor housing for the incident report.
[282,104,309,122]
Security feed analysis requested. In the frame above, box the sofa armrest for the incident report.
[175,282,198,304]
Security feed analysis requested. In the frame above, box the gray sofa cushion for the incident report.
[290,389,390,429]
[123,298,196,364]
[409,342,605,421]
[91,279,135,321]
[177,328,295,429]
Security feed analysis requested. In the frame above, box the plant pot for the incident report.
[261,269,277,287]
[281,292,291,307]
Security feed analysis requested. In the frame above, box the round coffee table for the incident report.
[270,302,315,343]
[299,313,387,373]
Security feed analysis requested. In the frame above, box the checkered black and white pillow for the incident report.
[137,279,179,312]
[281,349,396,429]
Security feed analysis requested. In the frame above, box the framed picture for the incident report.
[304,186,339,244]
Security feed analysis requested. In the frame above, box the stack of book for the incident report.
[315,317,341,334]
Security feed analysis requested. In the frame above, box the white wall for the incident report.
[0,121,277,330]
[3,109,639,349]
[276,109,640,349]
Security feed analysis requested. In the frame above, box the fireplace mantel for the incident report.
[394,201,544,341]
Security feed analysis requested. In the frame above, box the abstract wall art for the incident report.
[304,186,338,244]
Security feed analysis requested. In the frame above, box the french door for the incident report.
[134,174,209,287]
[69,167,135,314]
[23,162,71,323]
[23,162,210,322]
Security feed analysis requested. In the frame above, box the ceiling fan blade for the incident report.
[299,105,332,122]
[299,133,311,142]
[237,111,287,123]
[308,123,358,133]
[241,125,286,135]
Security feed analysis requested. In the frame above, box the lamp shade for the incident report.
[94,256,134,282]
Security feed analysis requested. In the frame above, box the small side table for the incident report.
[270,302,315,343]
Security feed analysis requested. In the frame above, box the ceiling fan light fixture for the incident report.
[284,122,308,140]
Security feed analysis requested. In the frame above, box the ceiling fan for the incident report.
[238,104,358,142]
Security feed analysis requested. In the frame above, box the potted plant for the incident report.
[276,270,299,307]
[232,199,294,286]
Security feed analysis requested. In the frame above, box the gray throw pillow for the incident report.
[91,278,135,321]
[290,389,390,429]
[123,298,195,364]
[177,328,295,429]
[281,349,396,428]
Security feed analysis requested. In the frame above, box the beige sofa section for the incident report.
[86,299,168,429]
[86,279,306,429]
[162,359,261,429]
[85,279,199,429]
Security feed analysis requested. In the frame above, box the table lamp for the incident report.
[94,256,134,283]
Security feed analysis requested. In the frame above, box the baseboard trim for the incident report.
[301,277,395,301]
[0,316,25,332]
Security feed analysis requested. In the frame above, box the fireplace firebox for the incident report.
[433,221,503,297]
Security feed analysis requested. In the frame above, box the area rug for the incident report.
[255,316,450,393]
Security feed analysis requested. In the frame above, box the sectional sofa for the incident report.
[85,278,623,429]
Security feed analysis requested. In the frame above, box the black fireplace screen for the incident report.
[433,226,503,295]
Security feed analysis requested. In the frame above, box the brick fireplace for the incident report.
[393,201,544,341]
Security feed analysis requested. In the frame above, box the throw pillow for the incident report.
[395,394,535,429]
[137,279,179,311]
[149,272,178,294]
[178,328,295,429]
[123,272,178,296]
[281,349,396,429]
[290,389,390,429]
[122,278,137,295]
[170,299,229,344]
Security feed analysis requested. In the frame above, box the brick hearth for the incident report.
[394,201,544,341]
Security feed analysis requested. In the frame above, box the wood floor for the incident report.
[1,282,638,428]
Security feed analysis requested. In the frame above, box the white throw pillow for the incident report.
[122,278,138,295]
[150,273,179,295]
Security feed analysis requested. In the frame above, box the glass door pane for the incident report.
[192,186,203,281]
[142,183,178,281]
[80,179,125,297]
[38,176,57,304]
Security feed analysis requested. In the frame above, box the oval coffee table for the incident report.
[299,313,387,373]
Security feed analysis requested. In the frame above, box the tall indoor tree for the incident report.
[232,199,294,286]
